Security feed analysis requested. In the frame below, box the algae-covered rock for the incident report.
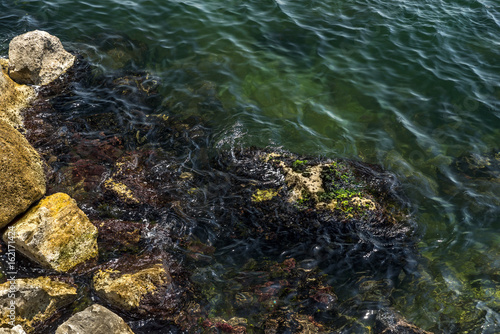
[375,309,434,334]
[2,193,98,272]
[93,253,185,317]
[0,277,77,333]
[8,30,75,85]
[454,150,500,180]
[93,264,169,311]
[55,304,134,334]
[0,59,35,129]
[0,119,46,228]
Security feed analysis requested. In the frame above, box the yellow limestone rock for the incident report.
[0,277,77,333]
[55,304,134,334]
[0,119,46,228]
[0,59,35,129]
[93,263,171,310]
[3,193,98,272]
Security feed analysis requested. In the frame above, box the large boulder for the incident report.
[0,277,77,333]
[55,304,134,334]
[0,119,46,228]
[0,59,35,129]
[2,193,98,272]
[8,30,75,85]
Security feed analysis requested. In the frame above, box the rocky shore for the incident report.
[0,31,433,333]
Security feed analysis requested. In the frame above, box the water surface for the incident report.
[1,0,500,332]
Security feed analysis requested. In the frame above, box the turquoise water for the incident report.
[2,0,500,332]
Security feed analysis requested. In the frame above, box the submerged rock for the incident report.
[375,309,434,334]
[206,149,413,275]
[92,253,188,318]
[55,304,134,334]
[194,257,338,333]
[8,30,75,86]
[92,219,143,255]
[0,277,77,333]
[454,150,500,180]
[0,119,46,229]
[3,193,98,272]
[0,59,35,129]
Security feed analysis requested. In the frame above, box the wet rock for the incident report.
[183,239,215,262]
[101,149,180,208]
[454,150,500,180]
[8,30,75,85]
[112,73,161,107]
[3,193,98,272]
[0,59,35,129]
[103,178,140,205]
[0,325,27,334]
[93,253,187,318]
[262,313,328,334]
[208,149,412,271]
[0,276,77,333]
[89,32,149,70]
[375,309,434,334]
[55,304,134,334]
[92,219,143,254]
[0,119,46,228]
[195,258,338,333]
[201,317,247,334]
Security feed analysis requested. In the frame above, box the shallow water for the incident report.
[1,0,500,332]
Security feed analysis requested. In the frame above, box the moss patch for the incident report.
[252,189,279,202]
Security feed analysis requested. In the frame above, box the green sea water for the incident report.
[1,0,500,332]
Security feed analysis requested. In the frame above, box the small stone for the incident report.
[103,178,139,204]
[92,219,142,253]
[8,30,75,85]
[55,304,134,334]
[0,277,77,333]
[3,193,98,272]
[0,119,46,228]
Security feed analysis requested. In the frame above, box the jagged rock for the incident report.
[55,304,134,334]
[8,30,75,85]
[0,325,27,334]
[0,277,77,333]
[0,59,35,129]
[2,193,98,272]
[92,253,185,317]
[0,119,46,228]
